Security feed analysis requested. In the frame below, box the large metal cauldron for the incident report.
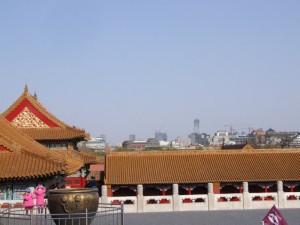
[47,188,99,225]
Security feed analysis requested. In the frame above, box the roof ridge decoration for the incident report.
[3,86,87,135]
[24,84,28,93]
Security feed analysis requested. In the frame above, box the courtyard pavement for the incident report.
[124,209,300,225]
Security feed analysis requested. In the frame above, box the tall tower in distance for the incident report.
[155,132,168,141]
[194,119,200,134]
[129,134,136,141]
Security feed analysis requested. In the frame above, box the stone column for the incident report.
[208,183,215,210]
[172,184,179,211]
[277,181,284,208]
[101,185,108,203]
[243,182,250,209]
[137,184,144,213]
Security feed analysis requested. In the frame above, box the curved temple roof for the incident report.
[105,150,300,185]
[0,115,83,180]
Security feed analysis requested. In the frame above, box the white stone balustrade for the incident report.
[2,183,299,213]
[144,196,173,212]
[108,196,137,213]
[215,194,243,210]
[283,192,300,209]
[178,194,208,211]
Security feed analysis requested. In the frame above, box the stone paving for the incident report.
[124,209,300,225]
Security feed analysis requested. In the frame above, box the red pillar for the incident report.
[162,187,166,195]
[80,177,86,188]
[213,182,220,194]
[107,185,113,197]
[290,183,296,200]
[187,186,192,195]
[239,183,243,193]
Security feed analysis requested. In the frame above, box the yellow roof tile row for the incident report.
[105,150,300,185]
[54,149,99,165]
[19,128,87,141]
[0,115,83,180]
[0,152,64,179]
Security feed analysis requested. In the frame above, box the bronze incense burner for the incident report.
[47,188,99,225]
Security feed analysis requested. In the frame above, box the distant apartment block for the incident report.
[264,129,300,148]
[286,133,300,148]
[155,132,167,141]
[122,138,160,150]
[171,137,192,149]
[188,132,210,146]
[228,132,252,145]
[210,130,230,146]
[85,137,106,150]
[129,134,136,141]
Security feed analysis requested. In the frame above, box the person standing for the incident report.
[23,188,34,215]
[34,184,46,214]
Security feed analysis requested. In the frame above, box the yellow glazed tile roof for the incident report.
[0,115,83,180]
[54,149,100,165]
[19,127,88,141]
[105,150,300,185]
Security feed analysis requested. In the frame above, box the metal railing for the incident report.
[0,203,123,225]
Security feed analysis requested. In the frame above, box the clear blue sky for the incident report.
[0,1,299,145]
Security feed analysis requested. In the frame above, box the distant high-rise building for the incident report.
[100,134,106,142]
[194,119,200,133]
[155,132,168,141]
[129,134,136,141]
[189,133,210,146]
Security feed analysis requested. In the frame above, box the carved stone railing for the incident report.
[107,197,137,213]
[249,193,277,209]
[3,191,298,213]
[143,196,173,212]
[178,194,208,211]
[283,192,300,208]
[214,194,243,210]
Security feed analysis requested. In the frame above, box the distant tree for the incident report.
[114,148,135,152]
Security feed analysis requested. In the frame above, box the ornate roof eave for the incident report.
[0,151,68,180]
[0,170,63,181]
[52,149,99,166]
[19,127,89,141]
[64,159,84,175]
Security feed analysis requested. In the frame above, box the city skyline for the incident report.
[0,1,300,145]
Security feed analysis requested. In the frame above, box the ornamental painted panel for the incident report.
[11,107,49,128]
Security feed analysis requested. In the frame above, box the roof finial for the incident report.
[24,85,28,93]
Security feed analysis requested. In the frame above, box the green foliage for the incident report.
[142,147,164,151]
[80,149,105,156]
[113,148,135,152]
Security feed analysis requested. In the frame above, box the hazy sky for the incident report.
[0,1,299,145]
